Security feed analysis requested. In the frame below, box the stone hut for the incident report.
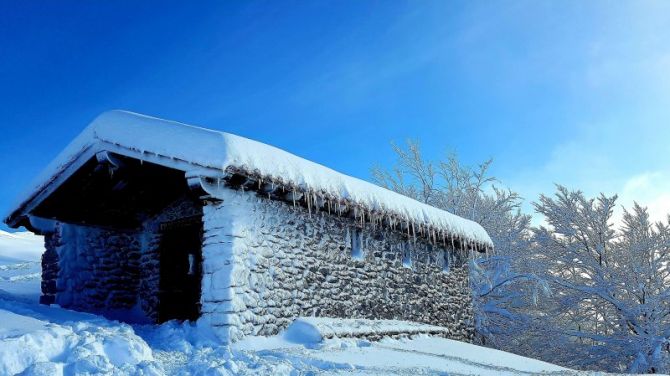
[4,110,493,343]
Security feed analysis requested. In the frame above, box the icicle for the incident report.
[292,189,296,208]
[311,192,314,213]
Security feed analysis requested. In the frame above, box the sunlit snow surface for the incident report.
[0,232,645,375]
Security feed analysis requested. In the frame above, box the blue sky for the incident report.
[2,1,670,231]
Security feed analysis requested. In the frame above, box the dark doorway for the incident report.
[158,216,203,322]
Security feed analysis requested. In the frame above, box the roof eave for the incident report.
[3,141,225,230]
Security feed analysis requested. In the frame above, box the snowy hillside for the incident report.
[0,231,644,375]
[0,230,43,263]
[0,231,42,301]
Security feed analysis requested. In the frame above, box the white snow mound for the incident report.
[0,309,156,375]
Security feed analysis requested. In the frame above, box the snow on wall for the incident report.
[198,198,242,343]
[8,110,492,249]
[201,188,475,343]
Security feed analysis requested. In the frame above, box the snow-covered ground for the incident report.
[0,230,43,263]
[0,231,43,302]
[0,231,647,375]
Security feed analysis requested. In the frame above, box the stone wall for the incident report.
[40,196,203,322]
[201,188,475,343]
[44,222,142,316]
[39,224,61,305]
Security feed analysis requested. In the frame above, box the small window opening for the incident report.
[402,242,412,268]
[351,228,364,260]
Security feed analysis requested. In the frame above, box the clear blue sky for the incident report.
[2,1,670,231]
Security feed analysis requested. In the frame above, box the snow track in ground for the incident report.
[1,272,40,282]
[0,259,41,301]
[235,335,576,376]
[0,262,39,271]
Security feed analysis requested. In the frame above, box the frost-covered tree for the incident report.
[374,141,670,373]
[532,186,670,373]
[372,141,537,346]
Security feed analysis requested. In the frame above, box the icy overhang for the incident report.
[4,110,493,250]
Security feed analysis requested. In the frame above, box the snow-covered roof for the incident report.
[5,110,492,249]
